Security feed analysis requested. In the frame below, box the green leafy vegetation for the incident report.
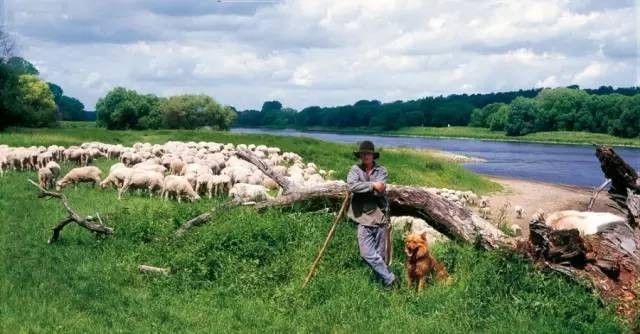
[0,128,629,332]
[95,87,236,131]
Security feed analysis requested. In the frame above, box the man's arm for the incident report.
[372,166,388,194]
[347,166,373,193]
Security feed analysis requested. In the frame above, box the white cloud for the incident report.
[4,0,637,110]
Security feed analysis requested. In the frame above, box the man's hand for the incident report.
[372,181,386,193]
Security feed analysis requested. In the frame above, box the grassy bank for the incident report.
[261,125,640,147]
[0,128,632,332]
[388,127,640,147]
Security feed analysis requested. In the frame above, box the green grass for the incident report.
[0,128,633,332]
[387,127,640,147]
[278,125,640,147]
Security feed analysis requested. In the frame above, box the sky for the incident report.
[2,0,638,110]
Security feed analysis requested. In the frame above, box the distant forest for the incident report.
[234,86,640,138]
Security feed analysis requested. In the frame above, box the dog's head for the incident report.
[404,232,428,257]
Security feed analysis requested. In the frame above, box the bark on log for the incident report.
[595,145,640,227]
[28,179,113,243]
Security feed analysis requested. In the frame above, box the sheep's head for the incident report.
[55,180,65,191]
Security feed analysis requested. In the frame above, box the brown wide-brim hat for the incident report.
[353,140,380,159]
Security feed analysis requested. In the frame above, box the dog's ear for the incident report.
[421,231,428,242]
[403,231,410,240]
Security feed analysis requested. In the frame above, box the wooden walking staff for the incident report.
[302,192,351,288]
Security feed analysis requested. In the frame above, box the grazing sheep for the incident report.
[38,167,54,189]
[514,205,525,219]
[56,166,102,190]
[510,224,523,237]
[109,162,126,173]
[132,162,167,174]
[462,191,478,206]
[229,183,271,203]
[169,158,185,175]
[479,207,492,219]
[162,175,200,203]
[118,170,164,199]
[45,161,61,182]
[101,166,133,189]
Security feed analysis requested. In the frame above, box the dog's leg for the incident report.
[418,276,426,292]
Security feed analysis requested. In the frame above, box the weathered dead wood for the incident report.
[175,212,213,236]
[236,150,508,250]
[236,150,294,193]
[28,179,113,243]
[595,145,640,227]
[587,179,611,211]
[138,264,170,275]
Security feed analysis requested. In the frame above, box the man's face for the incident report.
[359,152,374,165]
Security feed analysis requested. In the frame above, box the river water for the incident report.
[231,128,640,188]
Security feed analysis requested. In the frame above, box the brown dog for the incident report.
[404,232,449,292]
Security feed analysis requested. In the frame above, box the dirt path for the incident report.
[477,176,618,237]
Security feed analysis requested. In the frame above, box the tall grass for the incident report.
[0,128,630,332]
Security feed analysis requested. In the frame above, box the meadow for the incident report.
[0,127,632,333]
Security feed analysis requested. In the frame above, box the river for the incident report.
[231,128,640,188]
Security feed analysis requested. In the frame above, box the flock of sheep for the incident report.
[0,141,337,203]
[1,140,532,236]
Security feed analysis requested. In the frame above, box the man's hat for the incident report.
[353,140,379,159]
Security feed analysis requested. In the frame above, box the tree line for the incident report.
[235,86,640,138]
[96,87,236,130]
[469,88,640,138]
[0,31,85,130]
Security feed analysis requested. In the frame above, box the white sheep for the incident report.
[38,167,54,189]
[229,183,271,203]
[514,205,525,219]
[56,166,102,190]
[101,166,133,189]
[542,210,626,236]
[169,158,185,175]
[479,207,492,219]
[162,175,200,203]
[45,161,61,182]
[118,170,164,199]
[479,196,490,208]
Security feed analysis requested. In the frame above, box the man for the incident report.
[347,140,395,287]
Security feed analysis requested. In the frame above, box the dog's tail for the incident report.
[431,255,449,281]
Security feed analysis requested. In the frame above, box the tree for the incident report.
[469,103,506,127]
[96,87,150,129]
[3,74,57,127]
[487,105,510,131]
[505,97,538,136]
[58,96,85,121]
[160,94,235,130]
[5,57,39,75]
[609,95,640,138]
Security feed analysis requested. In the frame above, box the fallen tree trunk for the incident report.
[235,151,507,249]
[27,179,113,243]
